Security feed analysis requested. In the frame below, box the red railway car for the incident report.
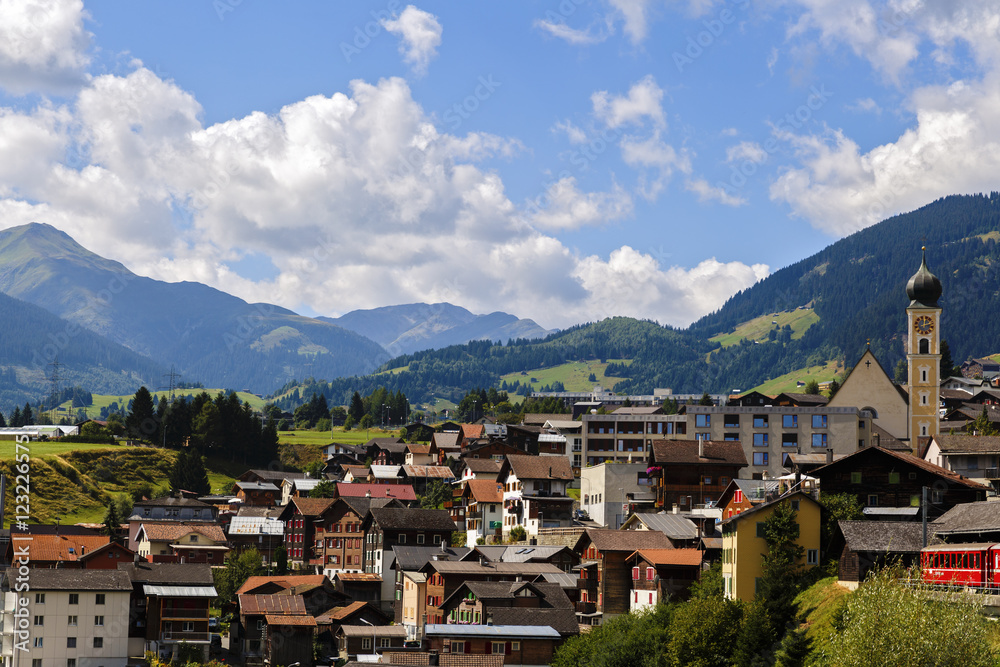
[920,543,1000,589]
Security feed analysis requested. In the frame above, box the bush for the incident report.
[509,525,526,542]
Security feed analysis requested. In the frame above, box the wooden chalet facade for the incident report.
[650,439,747,511]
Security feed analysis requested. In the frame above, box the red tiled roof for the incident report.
[629,548,703,567]
[336,483,417,501]
[466,479,503,504]
[461,424,486,441]
[18,534,109,562]
[237,575,327,595]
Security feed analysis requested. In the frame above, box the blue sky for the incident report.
[0,1,998,330]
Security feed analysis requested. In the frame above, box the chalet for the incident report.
[236,594,316,667]
[366,438,408,465]
[438,581,579,646]
[925,434,1000,492]
[424,625,562,665]
[368,464,404,484]
[338,624,409,660]
[78,541,138,569]
[459,457,503,482]
[232,481,280,506]
[462,439,527,463]
[316,496,403,578]
[4,529,110,568]
[226,515,284,565]
[341,465,370,483]
[391,545,471,633]
[119,562,216,662]
[461,423,486,446]
[402,421,436,442]
[332,572,383,602]
[335,482,417,504]
[499,455,575,538]
[315,601,392,658]
[720,491,821,602]
[399,465,456,494]
[649,439,747,511]
[726,391,773,407]
[323,442,367,460]
[837,521,926,587]
[625,548,703,608]
[238,469,306,485]
[571,529,672,622]
[505,424,541,455]
[405,444,436,466]
[811,446,989,521]
[961,357,1000,379]
[930,501,1000,543]
[362,508,458,604]
[716,479,780,520]
[460,479,505,546]
[237,574,349,616]
[280,477,323,505]
[277,497,335,568]
[134,522,229,565]
[942,404,1000,432]
[774,392,829,407]
[465,545,580,573]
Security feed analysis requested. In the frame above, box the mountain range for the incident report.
[0,223,554,409]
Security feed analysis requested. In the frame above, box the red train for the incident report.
[920,543,1000,589]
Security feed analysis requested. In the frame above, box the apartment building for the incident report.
[581,412,687,466]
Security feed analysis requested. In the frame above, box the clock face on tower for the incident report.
[914,315,934,335]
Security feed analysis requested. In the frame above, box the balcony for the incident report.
[575,601,597,614]
[577,578,598,591]
[161,631,211,643]
[161,607,209,620]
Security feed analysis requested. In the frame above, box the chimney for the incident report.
[698,439,704,459]
[826,448,833,464]
[366,489,372,498]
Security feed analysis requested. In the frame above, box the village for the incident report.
[1,254,1000,667]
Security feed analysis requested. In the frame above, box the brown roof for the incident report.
[139,522,226,543]
[932,434,1000,454]
[18,534,110,562]
[432,432,461,448]
[629,548,703,567]
[579,528,672,553]
[290,497,336,516]
[265,614,317,626]
[407,445,431,454]
[838,521,929,552]
[461,424,485,441]
[334,572,382,582]
[401,465,456,479]
[521,413,567,426]
[237,575,328,595]
[238,594,307,615]
[462,458,502,474]
[466,479,503,504]
[775,392,829,406]
[368,508,457,532]
[316,600,370,622]
[504,454,574,481]
[651,440,748,467]
[812,446,990,490]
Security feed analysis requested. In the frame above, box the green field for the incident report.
[709,308,819,348]
[748,360,844,396]
[0,440,120,460]
[500,359,632,393]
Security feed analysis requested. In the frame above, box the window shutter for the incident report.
[505,641,511,655]
[631,567,639,580]
[464,641,471,654]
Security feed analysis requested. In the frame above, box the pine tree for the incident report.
[170,449,211,496]
[827,378,841,398]
[774,627,811,667]
[126,387,156,439]
[940,339,956,379]
[0,410,5,428]
[349,391,365,422]
[103,500,122,540]
[21,403,33,426]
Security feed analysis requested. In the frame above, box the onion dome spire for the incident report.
[905,246,942,308]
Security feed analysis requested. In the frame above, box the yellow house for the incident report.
[720,491,821,601]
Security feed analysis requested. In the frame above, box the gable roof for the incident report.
[931,434,1000,454]
[720,490,820,527]
[522,413,567,426]
[465,479,504,504]
[461,424,486,441]
[931,501,1000,535]
[138,522,227,543]
[621,513,699,540]
[627,548,704,567]
[775,392,829,407]
[812,446,990,490]
[391,546,471,572]
[336,482,417,501]
[241,469,306,483]
[502,454,574,481]
[238,594,307,615]
[401,465,456,479]
[135,495,213,509]
[651,440,748,467]
[462,458,503,474]
[838,520,928,553]
[237,575,328,595]
[715,479,780,509]
[432,432,461,448]
[8,568,133,591]
[118,562,215,585]
[77,541,137,562]
[577,528,672,553]
[828,348,910,410]
[15,533,110,562]
[364,437,406,450]
[368,508,458,532]
[289,497,336,516]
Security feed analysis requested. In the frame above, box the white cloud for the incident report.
[848,97,882,114]
[381,5,442,76]
[620,132,691,200]
[528,177,633,230]
[686,178,748,206]
[767,47,780,75]
[0,0,91,95]
[592,75,666,129]
[726,141,767,164]
[608,0,652,43]
[534,18,610,45]
[552,119,588,144]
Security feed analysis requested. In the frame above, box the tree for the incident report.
[509,525,526,542]
[21,402,33,426]
[359,414,373,429]
[10,406,20,428]
[349,391,365,422]
[940,339,956,379]
[103,499,122,539]
[309,480,337,498]
[274,545,288,575]
[830,567,996,667]
[343,415,355,431]
[894,359,907,384]
[126,387,155,439]
[0,410,5,428]
[169,449,211,496]
[756,501,805,636]
[819,493,863,561]
[668,596,743,667]
[826,378,840,398]
[699,392,714,406]
[804,379,820,395]
[966,407,999,436]
[554,602,673,667]
[773,627,811,667]
[420,480,453,509]
[213,547,263,605]
[81,421,111,440]
[689,561,724,600]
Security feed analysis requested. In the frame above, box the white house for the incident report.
[498,455,574,538]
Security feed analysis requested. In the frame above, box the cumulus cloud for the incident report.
[528,177,634,230]
[592,75,666,129]
[553,119,588,144]
[534,18,610,45]
[726,141,767,164]
[608,0,652,43]
[686,178,748,206]
[381,5,442,76]
[620,132,691,200]
[0,0,91,95]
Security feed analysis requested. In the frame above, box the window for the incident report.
[95,594,105,605]
[889,472,900,484]
[632,567,640,580]
[512,641,521,651]
[35,593,45,604]
[704,476,713,485]
[782,415,797,428]
[921,369,927,382]
[753,452,768,466]
[753,433,768,447]
[69,593,79,605]
[807,549,818,565]
[812,415,827,428]
[452,641,465,653]
[492,642,506,654]
[32,660,41,667]
[932,489,944,504]
[182,622,194,632]
[735,489,743,503]
[362,638,372,650]
[695,414,711,428]
[95,616,104,626]
[756,522,767,538]
[791,500,800,511]
[398,534,407,544]
[417,534,425,544]
[850,472,862,484]
[68,616,77,626]
[433,535,442,545]
[724,433,739,441]
[33,616,43,626]
[33,638,43,648]
[753,415,768,428]
[68,660,76,667]
[646,567,656,580]
[724,414,740,428]
[67,638,77,648]
[868,495,878,506]
[782,433,798,447]
[811,433,827,448]
[968,457,979,470]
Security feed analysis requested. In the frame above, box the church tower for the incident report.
[906,247,942,443]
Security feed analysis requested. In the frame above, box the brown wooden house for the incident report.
[625,548,703,607]
[649,439,748,511]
